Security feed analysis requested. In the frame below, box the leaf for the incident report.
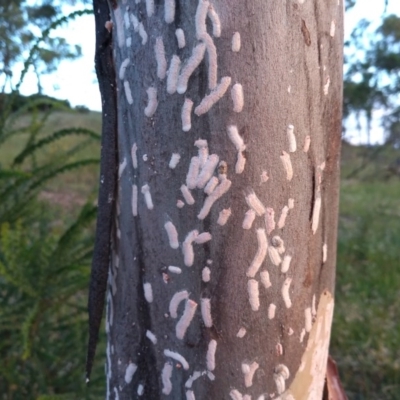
[325,355,349,400]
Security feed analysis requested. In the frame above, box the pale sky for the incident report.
[12,1,400,144]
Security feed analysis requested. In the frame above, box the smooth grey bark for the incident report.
[100,0,343,399]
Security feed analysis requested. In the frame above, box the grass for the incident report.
[331,145,400,399]
[0,109,101,223]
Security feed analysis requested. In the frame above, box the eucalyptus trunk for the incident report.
[91,0,343,398]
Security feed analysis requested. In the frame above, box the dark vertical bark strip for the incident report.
[86,0,118,382]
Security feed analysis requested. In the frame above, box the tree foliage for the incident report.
[0,0,90,93]
[344,2,400,146]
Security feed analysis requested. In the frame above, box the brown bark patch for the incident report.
[301,20,312,46]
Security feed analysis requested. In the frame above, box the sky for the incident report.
[11,1,400,144]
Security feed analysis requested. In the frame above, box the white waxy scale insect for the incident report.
[180,184,195,205]
[138,23,148,45]
[207,4,221,37]
[118,157,127,179]
[236,327,247,338]
[247,229,268,278]
[146,330,157,344]
[169,290,189,318]
[268,303,276,319]
[168,266,182,274]
[268,246,282,266]
[181,98,194,132]
[312,189,322,234]
[169,153,181,169]
[144,87,158,117]
[195,232,212,244]
[196,154,219,189]
[141,184,154,210]
[164,0,176,24]
[154,36,167,80]
[125,363,137,384]
[185,371,202,388]
[197,176,231,220]
[202,267,211,282]
[182,230,198,266]
[323,243,328,263]
[176,299,198,339]
[206,339,217,371]
[281,255,292,273]
[130,14,139,31]
[245,190,266,216]
[287,124,297,152]
[277,206,289,229]
[204,176,219,195]
[145,0,154,17]
[131,143,138,169]
[229,389,243,400]
[198,32,218,90]
[114,8,125,48]
[281,277,292,308]
[131,185,138,217]
[177,43,206,94]
[143,282,153,303]
[232,32,241,52]
[195,77,232,116]
[260,270,271,288]
[119,58,130,80]
[201,298,213,327]
[217,208,231,225]
[303,135,311,152]
[231,83,244,112]
[280,151,293,181]
[247,279,260,311]
[324,76,331,95]
[161,363,173,394]
[242,209,256,230]
[330,20,336,37]
[164,221,179,249]
[175,28,186,48]
[167,55,181,94]
[186,156,201,189]
[265,207,276,234]
[195,0,209,38]
[242,361,259,387]
[186,390,195,400]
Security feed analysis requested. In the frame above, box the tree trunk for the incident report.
[93,0,343,398]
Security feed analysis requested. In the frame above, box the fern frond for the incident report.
[54,202,97,255]
[22,302,40,360]
[17,9,93,91]
[0,169,30,180]
[13,127,100,165]
[28,158,99,192]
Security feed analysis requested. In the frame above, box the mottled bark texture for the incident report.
[97,0,343,399]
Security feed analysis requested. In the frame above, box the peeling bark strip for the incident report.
[94,0,343,398]
[86,0,118,382]
[280,291,335,399]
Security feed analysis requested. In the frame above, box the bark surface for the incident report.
[97,0,344,399]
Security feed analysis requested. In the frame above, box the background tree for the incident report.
[0,0,90,93]
[89,0,343,399]
[343,1,400,147]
